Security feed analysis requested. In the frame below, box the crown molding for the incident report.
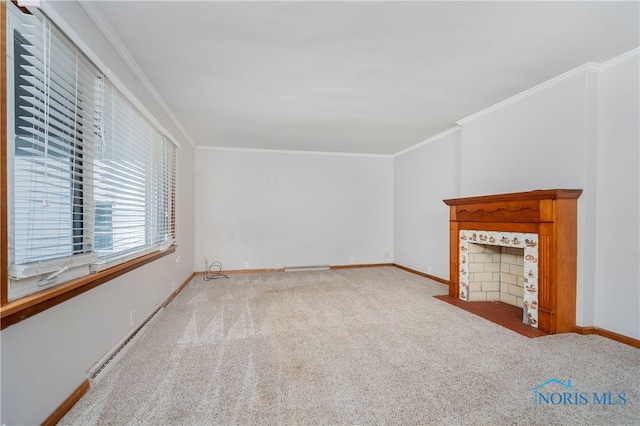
[456,62,597,126]
[393,126,461,158]
[22,1,179,149]
[51,3,640,155]
[79,1,196,148]
[598,47,639,73]
[457,48,639,127]
[197,146,393,159]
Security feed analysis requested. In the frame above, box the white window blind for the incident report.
[91,81,177,270]
[12,12,97,265]
[7,4,177,300]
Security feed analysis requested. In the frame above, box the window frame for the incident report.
[1,246,176,330]
[0,1,178,329]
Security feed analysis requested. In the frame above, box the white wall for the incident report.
[392,53,640,339]
[594,57,640,338]
[458,72,599,328]
[458,74,589,195]
[0,2,195,425]
[194,149,394,271]
[393,131,460,278]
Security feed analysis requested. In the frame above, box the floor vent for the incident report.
[284,265,330,272]
[87,304,163,384]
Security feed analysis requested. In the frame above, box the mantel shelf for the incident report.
[444,189,583,206]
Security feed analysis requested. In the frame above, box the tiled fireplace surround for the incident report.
[444,189,582,334]
[459,230,538,327]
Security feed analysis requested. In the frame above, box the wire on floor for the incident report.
[204,260,229,281]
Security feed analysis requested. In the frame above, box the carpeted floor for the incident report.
[60,267,640,425]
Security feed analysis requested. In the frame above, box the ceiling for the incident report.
[90,1,639,155]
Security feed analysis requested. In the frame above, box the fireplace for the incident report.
[460,230,538,326]
[444,189,582,334]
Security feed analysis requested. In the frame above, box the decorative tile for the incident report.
[459,230,539,328]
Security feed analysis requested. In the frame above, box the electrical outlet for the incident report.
[175,256,180,263]
[428,266,432,274]
[130,310,136,326]
[349,257,354,265]
[171,281,175,292]
[384,251,389,259]
[244,262,250,269]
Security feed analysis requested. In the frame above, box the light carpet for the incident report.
[60,267,640,425]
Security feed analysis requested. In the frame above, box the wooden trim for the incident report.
[162,272,194,308]
[574,326,640,349]
[393,264,452,286]
[1,0,8,307]
[41,270,191,425]
[224,268,285,274]
[444,189,581,334]
[9,0,30,15]
[194,263,395,276]
[575,326,597,335]
[1,246,177,330]
[195,267,286,276]
[443,189,583,206]
[330,263,393,270]
[41,379,90,426]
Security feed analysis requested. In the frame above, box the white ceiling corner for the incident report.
[393,126,461,158]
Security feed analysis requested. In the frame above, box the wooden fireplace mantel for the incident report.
[443,189,582,334]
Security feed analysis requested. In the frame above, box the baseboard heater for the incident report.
[87,304,163,384]
[284,265,330,272]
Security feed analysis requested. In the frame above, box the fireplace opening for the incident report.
[467,244,525,307]
[459,230,539,328]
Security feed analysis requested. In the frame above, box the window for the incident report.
[94,202,114,251]
[6,4,177,301]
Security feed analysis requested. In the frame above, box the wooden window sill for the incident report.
[0,245,176,330]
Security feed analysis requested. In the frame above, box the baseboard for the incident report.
[162,272,195,308]
[574,326,597,335]
[393,263,452,286]
[40,266,638,426]
[194,263,394,275]
[392,265,639,348]
[573,326,640,349]
[41,379,90,426]
[330,263,394,270]
[195,268,285,275]
[40,264,397,423]
[43,273,194,425]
